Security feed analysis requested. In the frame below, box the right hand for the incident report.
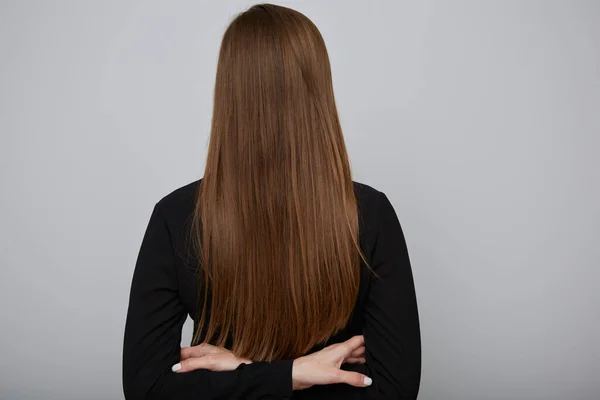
[292,335,372,391]
[172,343,252,373]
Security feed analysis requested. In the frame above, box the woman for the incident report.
[122,3,421,399]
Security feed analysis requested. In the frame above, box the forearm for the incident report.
[124,360,294,400]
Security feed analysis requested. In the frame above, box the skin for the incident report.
[172,335,372,390]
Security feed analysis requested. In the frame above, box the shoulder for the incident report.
[152,179,201,234]
[352,180,401,240]
[352,180,387,212]
[156,179,200,210]
[353,180,381,198]
[154,179,386,210]
[154,179,387,212]
[151,178,389,228]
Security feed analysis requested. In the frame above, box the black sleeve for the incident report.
[361,191,422,399]
[122,202,294,400]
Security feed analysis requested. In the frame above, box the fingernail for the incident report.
[172,363,181,372]
[364,377,372,386]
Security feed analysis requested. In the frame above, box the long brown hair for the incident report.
[191,3,367,361]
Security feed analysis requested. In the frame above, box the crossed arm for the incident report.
[173,335,371,390]
[122,192,421,399]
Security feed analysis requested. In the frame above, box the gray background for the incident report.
[1,0,598,399]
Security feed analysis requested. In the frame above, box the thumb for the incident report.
[336,370,372,388]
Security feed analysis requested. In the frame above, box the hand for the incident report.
[172,343,252,373]
[292,335,371,390]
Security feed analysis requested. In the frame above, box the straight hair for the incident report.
[191,3,368,361]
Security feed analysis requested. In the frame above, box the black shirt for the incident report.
[122,179,421,399]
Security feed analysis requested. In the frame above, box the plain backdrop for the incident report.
[1,1,599,399]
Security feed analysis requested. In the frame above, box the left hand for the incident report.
[172,343,252,373]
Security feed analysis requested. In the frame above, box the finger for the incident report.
[180,343,222,360]
[173,354,247,373]
[349,346,365,358]
[173,355,221,373]
[341,335,364,354]
[344,357,366,364]
[335,369,372,387]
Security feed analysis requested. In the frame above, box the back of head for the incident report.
[192,3,365,361]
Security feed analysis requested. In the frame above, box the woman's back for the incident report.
[123,178,421,398]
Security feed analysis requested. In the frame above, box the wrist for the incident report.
[292,358,309,391]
